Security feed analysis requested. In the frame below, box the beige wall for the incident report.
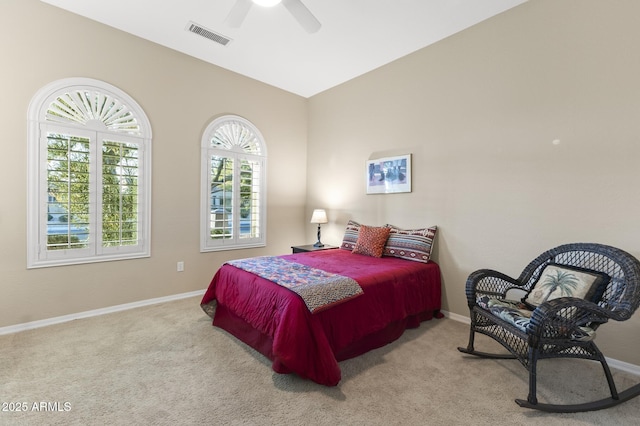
[307,0,640,365]
[3,0,640,367]
[0,1,308,326]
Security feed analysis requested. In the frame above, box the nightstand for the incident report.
[291,244,339,254]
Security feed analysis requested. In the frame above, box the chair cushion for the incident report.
[476,296,532,332]
[523,263,610,309]
[476,295,597,341]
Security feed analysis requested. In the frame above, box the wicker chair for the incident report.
[458,243,640,412]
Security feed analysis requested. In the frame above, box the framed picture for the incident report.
[366,154,411,194]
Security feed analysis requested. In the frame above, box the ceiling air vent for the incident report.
[186,21,232,46]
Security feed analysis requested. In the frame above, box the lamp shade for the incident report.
[310,209,328,224]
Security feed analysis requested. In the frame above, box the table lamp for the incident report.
[310,209,328,247]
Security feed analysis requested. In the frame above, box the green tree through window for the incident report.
[28,78,151,268]
[46,134,90,250]
[201,116,266,251]
[102,140,139,247]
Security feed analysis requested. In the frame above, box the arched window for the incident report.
[27,78,152,268]
[200,115,266,251]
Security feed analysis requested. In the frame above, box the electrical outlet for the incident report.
[177,261,184,272]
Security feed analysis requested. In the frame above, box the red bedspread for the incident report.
[201,249,442,386]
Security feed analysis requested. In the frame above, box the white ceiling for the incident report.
[41,0,527,98]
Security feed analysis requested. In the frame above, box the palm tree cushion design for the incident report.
[523,263,609,308]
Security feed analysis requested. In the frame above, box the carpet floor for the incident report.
[1,296,639,425]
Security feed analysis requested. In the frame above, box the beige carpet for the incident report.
[1,296,639,425]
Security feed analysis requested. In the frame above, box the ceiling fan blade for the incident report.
[226,0,253,28]
[282,0,321,33]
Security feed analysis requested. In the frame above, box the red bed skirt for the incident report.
[213,302,442,376]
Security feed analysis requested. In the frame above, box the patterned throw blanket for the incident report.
[227,256,363,314]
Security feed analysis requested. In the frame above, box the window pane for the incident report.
[29,79,152,268]
[200,115,265,252]
[209,156,233,240]
[239,159,261,239]
[46,133,90,250]
[102,140,139,247]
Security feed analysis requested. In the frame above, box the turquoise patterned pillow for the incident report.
[383,225,437,263]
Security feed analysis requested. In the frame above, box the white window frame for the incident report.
[200,115,267,252]
[27,78,152,268]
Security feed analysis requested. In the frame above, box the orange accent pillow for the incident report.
[352,225,391,258]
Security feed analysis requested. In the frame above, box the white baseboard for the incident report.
[0,289,206,336]
[606,357,640,376]
[441,309,470,324]
[440,309,640,377]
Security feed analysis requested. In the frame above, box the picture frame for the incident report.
[366,154,411,194]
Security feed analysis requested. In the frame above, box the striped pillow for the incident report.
[383,225,437,263]
[340,220,361,250]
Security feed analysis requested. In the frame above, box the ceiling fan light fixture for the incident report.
[252,0,281,7]
[227,0,320,33]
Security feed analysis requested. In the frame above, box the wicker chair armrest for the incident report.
[465,269,524,306]
[527,297,611,340]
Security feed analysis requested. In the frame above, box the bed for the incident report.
[201,222,441,386]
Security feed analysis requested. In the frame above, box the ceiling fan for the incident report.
[226,0,321,34]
